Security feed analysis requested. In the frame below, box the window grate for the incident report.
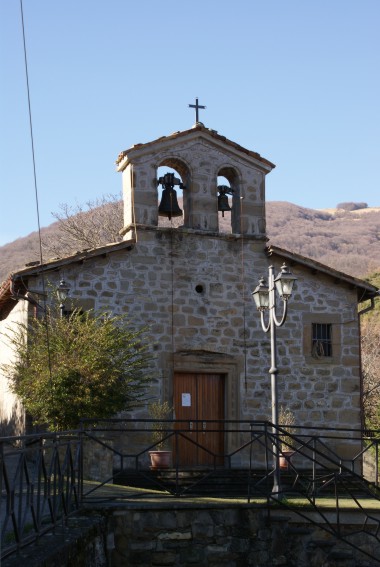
[312,323,332,357]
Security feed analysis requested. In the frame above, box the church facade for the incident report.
[0,123,378,463]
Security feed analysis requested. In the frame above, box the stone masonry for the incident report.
[6,504,380,567]
[26,228,362,433]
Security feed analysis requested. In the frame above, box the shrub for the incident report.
[1,308,153,431]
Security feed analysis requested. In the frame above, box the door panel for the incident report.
[173,373,197,466]
[173,373,224,467]
[198,374,224,462]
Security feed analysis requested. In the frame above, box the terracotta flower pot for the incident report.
[279,450,295,470]
[149,450,171,469]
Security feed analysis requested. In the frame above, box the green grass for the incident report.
[81,481,380,511]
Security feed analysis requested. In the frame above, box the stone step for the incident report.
[113,468,314,497]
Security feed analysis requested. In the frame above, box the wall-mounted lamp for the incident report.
[56,279,70,318]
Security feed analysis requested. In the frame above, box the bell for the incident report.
[218,193,232,217]
[157,172,184,220]
[158,188,183,220]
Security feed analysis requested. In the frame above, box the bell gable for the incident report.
[116,124,275,239]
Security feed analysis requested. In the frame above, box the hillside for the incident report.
[266,202,380,277]
[0,222,61,284]
[1,202,380,283]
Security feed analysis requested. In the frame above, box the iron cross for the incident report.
[188,97,206,123]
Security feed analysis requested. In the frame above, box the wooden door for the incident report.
[173,373,225,467]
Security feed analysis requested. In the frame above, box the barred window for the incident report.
[312,323,332,358]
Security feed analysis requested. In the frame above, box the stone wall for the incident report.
[5,505,380,567]
[3,515,108,567]
[108,505,380,567]
[363,449,379,484]
[82,436,114,482]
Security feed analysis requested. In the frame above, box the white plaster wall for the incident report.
[0,300,27,435]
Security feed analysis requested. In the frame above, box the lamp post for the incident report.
[56,279,70,318]
[252,263,297,495]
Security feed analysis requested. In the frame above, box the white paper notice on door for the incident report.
[182,393,191,407]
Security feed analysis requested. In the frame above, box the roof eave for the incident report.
[0,277,28,321]
[267,245,379,302]
[11,239,136,280]
[116,124,276,174]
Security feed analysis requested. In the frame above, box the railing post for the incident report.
[37,436,44,533]
[174,428,179,496]
[312,436,317,505]
[248,424,253,504]
[79,422,84,503]
[0,440,3,524]
[334,473,341,537]
[263,422,272,509]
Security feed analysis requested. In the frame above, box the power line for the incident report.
[20,0,56,427]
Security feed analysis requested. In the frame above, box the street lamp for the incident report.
[252,263,297,495]
[56,279,70,318]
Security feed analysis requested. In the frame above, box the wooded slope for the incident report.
[1,201,379,283]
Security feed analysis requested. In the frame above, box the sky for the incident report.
[0,0,379,246]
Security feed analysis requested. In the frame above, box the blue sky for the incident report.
[1,0,379,246]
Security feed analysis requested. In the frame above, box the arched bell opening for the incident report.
[156,159,190,228]
[217,167,240,234]
[217,175,232,233]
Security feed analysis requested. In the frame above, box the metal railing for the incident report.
[0,431,82,560]
[2,421,380,562]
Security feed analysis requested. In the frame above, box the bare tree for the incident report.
[43,194,123,258]
[362,317,380,429]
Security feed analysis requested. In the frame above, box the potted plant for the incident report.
[148,400,172,469]
[278,406,296,470]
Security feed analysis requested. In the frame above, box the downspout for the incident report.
[358,296,376,317]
